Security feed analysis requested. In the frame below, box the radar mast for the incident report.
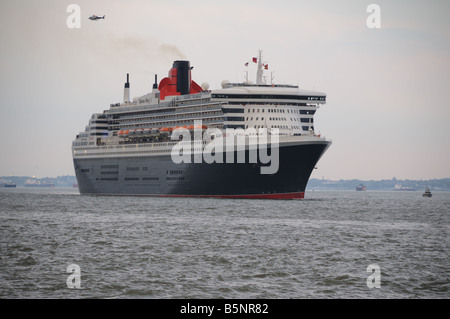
[256,49,264,85]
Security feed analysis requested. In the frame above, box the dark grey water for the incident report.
[0,187,448,299]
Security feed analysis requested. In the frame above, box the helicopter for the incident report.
[89,15,105,21]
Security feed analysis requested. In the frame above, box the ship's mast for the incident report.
[256,49,264,85]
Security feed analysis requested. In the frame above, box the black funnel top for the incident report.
[153,74,158,89]
[173,61,190,95]
[124,73,130,88]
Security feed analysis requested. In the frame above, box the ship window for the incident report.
[166,177,185,181]
[169,170,184,175]
[224,124,245,129]
[80,169,89,173]
[101,164,118,169]
[225,116,245,122]
[222,108,245,113]
[142,177,159,181]
[305,110,316,115]
[126,167,139,171]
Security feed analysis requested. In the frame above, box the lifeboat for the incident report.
[117,130,130,136]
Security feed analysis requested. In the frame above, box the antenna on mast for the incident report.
[256,49,264,85]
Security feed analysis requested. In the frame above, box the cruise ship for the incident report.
[72,51,331,199]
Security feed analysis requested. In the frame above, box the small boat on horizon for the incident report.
[423,187,432,197]
[0,182,16,188]
[24,179,55,188]
[356,184,367,191]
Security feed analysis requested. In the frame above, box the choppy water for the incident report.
[0,187,448,299]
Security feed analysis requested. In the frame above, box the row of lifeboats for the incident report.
[117,124,208,136]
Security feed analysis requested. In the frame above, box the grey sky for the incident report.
[0,0,449,180]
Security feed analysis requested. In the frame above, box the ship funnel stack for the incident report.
[173,60,191,95]
[158,60,203,100]
[123,73,130,103]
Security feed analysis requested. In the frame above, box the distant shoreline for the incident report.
[307,178,450,191]
[2,175,450,191]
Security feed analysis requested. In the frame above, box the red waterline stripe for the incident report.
[102,192,305,200]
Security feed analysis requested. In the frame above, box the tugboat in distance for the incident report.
[356,184,367,191]
[422,187,432,197]
[0,180,16,188]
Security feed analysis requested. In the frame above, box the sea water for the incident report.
[0,187,448,299]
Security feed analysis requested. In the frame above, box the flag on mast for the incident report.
[252,57,257,63]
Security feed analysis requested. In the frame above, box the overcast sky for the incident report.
[0,0,449,180]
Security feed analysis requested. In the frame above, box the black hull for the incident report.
[73,141,330,199]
